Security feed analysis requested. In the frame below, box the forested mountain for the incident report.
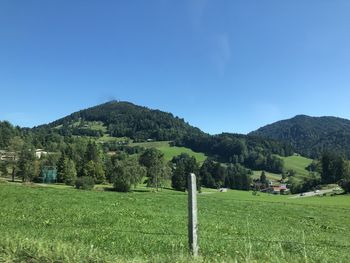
[1,101,294,175]
[3,104,350,194]
[36,101,293,171]
[36,101,204,141]
[250,115,350,158]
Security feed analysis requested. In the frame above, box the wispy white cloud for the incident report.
[187,1,232,76]
[211,33,232,76]
[188,0,209,30]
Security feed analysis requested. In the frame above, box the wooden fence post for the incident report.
[188,173,199,256]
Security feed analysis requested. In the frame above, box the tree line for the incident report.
[0,132,254,192]
[177,133,291,174]
[2,123,350,194]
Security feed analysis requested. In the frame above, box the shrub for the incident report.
[113,177,131,192]
[111,157,146,192]
[339,179,350,193]
[75,176,95,190]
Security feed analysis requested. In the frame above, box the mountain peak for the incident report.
[250,115,350,158]
[293,114,311,119]
[38,101,204,141]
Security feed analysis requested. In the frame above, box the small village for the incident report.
[252,174,290,195]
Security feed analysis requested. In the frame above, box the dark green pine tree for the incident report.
[171,161,187,191]
[171,153,199,191]
[260,170,267,187]
[85,141,100,163]
[57,152,66,183]
[17,144,36,182]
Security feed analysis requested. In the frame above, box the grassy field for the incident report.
[252,170,282,181]
[55,120,108,132]
[281,155,314,178]
[97,135,130,143]
[1,182,349,262]
[74,134,206,163]
[252,155,314,182]
[131,141,207,163]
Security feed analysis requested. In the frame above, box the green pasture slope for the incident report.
[252,155,313,181]
[1,182,350,262]
[282,155,314,178]
[132,141,207,163]
[252,170,282,181]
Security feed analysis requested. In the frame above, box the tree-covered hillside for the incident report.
[1,101,294,176]
[250,115,350,159]
[37,101,204,141]
[29,101,293,169]
[6,102,350,194]
[178,132,293,173]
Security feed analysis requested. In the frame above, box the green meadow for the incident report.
[281,155,314,178]
[252,170,282,181]
[1,182,349,263]
[252,155,314,182]
[131,141,207,163]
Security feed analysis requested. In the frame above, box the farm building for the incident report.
[35,149,48,159]
[269,184,290,195]
[0,151,16,161]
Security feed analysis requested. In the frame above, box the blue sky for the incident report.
[1,0,350,134]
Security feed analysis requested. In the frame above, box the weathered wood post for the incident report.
[188,173,199,256]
